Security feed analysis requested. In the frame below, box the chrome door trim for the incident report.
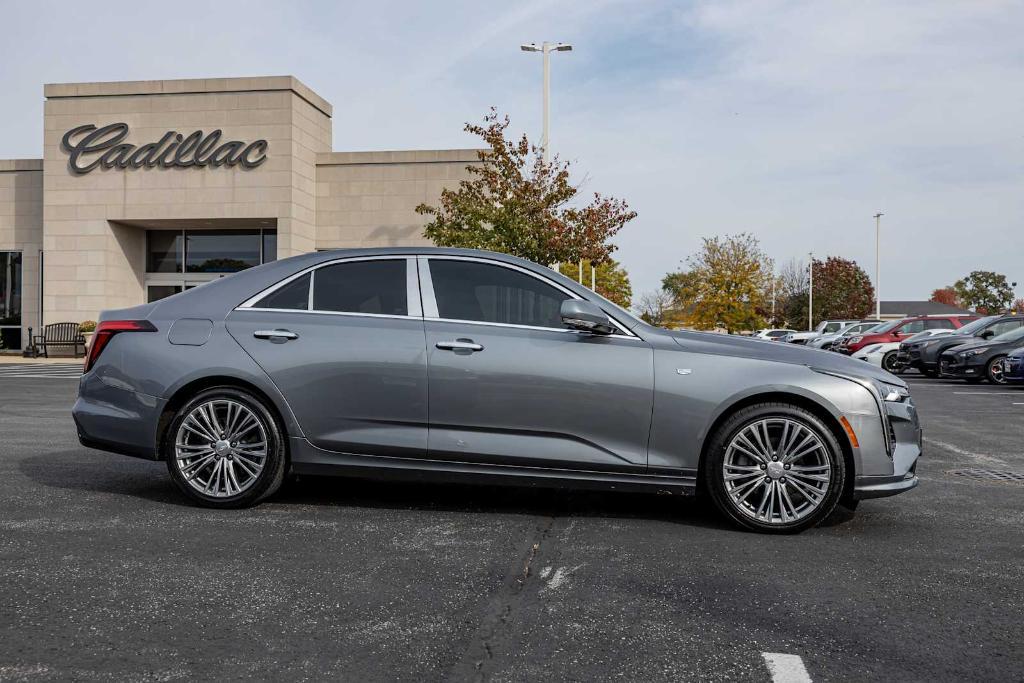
[417,255,639,338]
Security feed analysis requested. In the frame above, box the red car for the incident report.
[842,315,978,355]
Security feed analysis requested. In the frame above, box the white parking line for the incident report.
[762,653,812,682]
[952,391,1021,396]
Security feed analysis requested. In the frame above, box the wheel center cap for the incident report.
[214,440,232,456]
[766,461,785,480]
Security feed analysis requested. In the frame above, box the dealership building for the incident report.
[0,75,479,352]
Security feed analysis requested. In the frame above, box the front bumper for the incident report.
[939,357,985,378]
[851,393,922,500]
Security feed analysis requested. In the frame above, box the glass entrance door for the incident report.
[0,251,23,351]
[145,227,276,303]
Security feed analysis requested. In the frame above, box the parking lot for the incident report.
[1,367,1022,681]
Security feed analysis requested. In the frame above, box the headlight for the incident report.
[849,336,863,344]
[959,349,985,358]
[871,378,910,402]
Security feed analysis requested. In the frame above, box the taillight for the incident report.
[84,320,157,373]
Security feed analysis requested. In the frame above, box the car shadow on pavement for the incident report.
[20,448,741,530]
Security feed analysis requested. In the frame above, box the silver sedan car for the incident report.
[73,248,921,533]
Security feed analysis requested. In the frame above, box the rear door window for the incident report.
[313,259,408,316]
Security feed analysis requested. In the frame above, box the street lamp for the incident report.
[520,42,573,163]
[874,212,883,319]
[808,252,814,331]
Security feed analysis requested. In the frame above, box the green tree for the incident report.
[416,109,636,266]
[953,271,1014,313]
[668,233,773,333]
[558,259,633,308]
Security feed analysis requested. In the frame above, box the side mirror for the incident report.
[980,330,994,339]
[560,299,615,335]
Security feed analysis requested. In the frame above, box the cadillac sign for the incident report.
[60,123,268,174]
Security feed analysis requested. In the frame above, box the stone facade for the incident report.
[0,76,480,350]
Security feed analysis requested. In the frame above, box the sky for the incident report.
[2,0,1022,301]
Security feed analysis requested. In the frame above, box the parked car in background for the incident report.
[939,325,1024,384]
[752,328,797,341]
[899,315,1022,377]
[852,329,954,373]
[72,247,922,534]
[783,320,862,345]
[809,320,882,350]
[842,315,977,355]
[1000,348,1024,383]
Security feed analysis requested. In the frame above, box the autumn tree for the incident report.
[558,259,633,308]
[779,257,874,328]
[1012,298,1024,314]
[416,109,636,266]
[930,287,960,307]
[953,271,1014,313]
[667,233,773,333]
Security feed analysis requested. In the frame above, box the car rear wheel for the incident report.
[165,387,286,508]
[703,403,846,534]
[987,356,1008,385]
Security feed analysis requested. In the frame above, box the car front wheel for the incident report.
[987,356,1008,385]
[165,387,287,508]
[882,351,902,374]
[703,403,846,534]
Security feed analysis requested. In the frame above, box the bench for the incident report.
[33,322,87,358]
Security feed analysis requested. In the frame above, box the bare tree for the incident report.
[636,289,675,327]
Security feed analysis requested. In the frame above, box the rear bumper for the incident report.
[72,372,166,460]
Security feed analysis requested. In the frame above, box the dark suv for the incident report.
[898,315,1023,377]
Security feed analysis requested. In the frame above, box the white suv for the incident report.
[783,320,862,345]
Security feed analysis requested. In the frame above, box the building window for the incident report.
[145,228,277,275]
[0,251,23,351]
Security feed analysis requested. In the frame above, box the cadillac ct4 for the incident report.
[73,248,922,533]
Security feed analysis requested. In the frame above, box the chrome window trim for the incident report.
[418,255,638,338]
[239,308,420,322]
[426,316,648,340]
[238,255,421,318]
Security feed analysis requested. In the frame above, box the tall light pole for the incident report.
[520,41,572,163]
[808,253,814,331]
[874,213,883,319]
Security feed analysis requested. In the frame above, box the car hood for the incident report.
[667,330,906,387]
[945,338,1021,355]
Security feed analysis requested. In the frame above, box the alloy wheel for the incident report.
[722,418,832,525]
[989,358,1007,384]
[173,399,268,498]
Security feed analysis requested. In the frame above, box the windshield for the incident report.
[992,326,1024,343]
[955,315,999,335]
[851,322,882,334]
[906,330,945,342]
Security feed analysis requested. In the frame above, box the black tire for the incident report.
[164,387,287,508]
[986,356,1008,385]
[702,402,846,534]
[882,351,902,374]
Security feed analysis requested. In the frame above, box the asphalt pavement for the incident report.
[1,368,1022,681]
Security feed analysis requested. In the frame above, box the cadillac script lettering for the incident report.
[61,123,268,174]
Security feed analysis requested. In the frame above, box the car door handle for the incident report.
[254,329,299,341]
[436,339,484,352]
